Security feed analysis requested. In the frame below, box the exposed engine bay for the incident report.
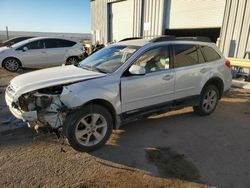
[17,86,66,131]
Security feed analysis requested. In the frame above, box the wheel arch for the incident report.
[84,99,119,130]
[2,56,22,67]
[202,77,224,99]
[66,56,79,62]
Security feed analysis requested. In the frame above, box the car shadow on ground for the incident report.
[92,110,203,183]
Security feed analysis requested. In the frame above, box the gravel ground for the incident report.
[0,68,250,188]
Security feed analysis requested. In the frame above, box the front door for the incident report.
[16,40,48,68]
[121,46,175,112]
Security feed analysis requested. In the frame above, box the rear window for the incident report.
[173,44,205,68]
[201,46,221,62]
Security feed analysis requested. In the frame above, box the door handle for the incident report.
[41,51,46,54]
[162,74,174,81]
[200,67,210,73]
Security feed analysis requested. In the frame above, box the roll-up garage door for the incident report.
[110,0,134,42]
[168,0,226,29]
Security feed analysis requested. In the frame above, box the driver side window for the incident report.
[133,46,170,73]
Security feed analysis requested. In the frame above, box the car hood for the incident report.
[9,65,106,99]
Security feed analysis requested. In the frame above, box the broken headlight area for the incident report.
[17,86,66,130]
[18,92,54,111]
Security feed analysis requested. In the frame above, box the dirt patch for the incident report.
[0,127,206,188]
[0,68,33,87]
[146,147,200,182]
[224,88,250,100]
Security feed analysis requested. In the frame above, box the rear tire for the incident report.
[64,104,113,152]
[3,57,21,72]
[193,85,219,116]
[66,57,79,66]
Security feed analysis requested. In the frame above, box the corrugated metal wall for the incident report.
[91,0,165,43]
[142,0,165,39]
[91,0,250,55]
[220,0,250,58]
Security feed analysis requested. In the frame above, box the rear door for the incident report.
[121,46,175,112]
[42,39,67,66]
[172,44,207,99]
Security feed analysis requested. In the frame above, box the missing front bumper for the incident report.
[8,106,37,122]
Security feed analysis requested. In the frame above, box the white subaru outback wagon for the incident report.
[5,37,232,152]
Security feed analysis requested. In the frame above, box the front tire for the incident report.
[193,85,219,116]
[3,57,21,72]
[64,104,113,152]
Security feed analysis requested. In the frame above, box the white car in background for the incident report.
[0,37,84,71]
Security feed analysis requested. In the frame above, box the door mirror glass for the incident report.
[129,65,146,75]
[23,47,28,52]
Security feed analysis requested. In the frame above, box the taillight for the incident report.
[225,59,231,68]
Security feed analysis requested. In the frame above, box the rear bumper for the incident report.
[78,50,89,60]
[78,53,86,61]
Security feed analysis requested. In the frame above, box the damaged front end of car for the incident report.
[8,85,69,134]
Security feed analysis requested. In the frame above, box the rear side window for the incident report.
[44,39,59,48]
[57,39,76,47]
[201,46,221,62]
[173,44,205,68]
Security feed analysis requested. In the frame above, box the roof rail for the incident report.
[175,36,211,42]
[149,35,211,43]
[119,37,142,42]
[118,35,212,43]
[149,35,176,42]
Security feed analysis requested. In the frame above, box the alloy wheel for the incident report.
[68,57,78,65]
[4,59,19,71]
[202,89,217,113]
[75,113,108,147]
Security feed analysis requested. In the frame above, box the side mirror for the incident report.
[22,47,28,52]
[129,65,146,75]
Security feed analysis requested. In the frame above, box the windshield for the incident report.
[11,38,34,48]
[79,45,139,73]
